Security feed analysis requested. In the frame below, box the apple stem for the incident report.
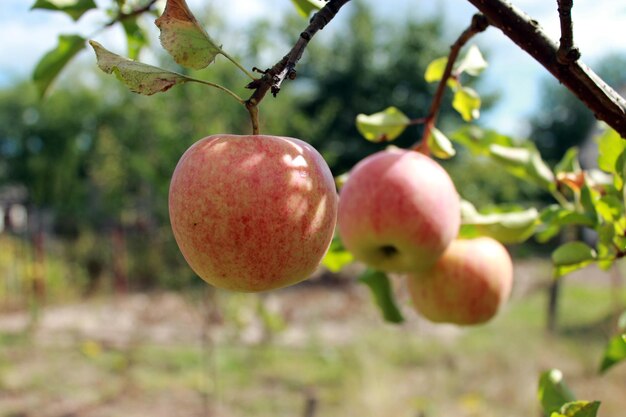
[246,101,260,135]
[413,13,489,153]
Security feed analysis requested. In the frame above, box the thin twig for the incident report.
[244,0,351,134]
[414,13,489,153]
[106,0,159,27]
[556,0,580,65]
[466,0,626,137]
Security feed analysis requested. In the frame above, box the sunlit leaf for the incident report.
[31,0,96,20]
[322,236,354,273]
[538,369,576,415]
[462,206,539,244]
[596,127,624,174]
[453,86,481,121]
[450,126,514,156]
[536,205,596,243]
[89,40,190,95]
[155,0,223,69]
[599,333,626,373]
[489,144,555,191]
[580,180,600,224]
[555,147,581,174]
[428,127,456,159]
[355,107,410,142]
[290,0,325,17]
[455,45,488,76]
[552,241,596,277]
[33,34,86,97]
[595,195,623,222]
[358,269,404,324]
[424,57,448,83]
[334,172,349,190]
[555,401,601,417]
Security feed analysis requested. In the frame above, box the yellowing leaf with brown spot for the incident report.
[90,40,190,95]
[155,0,223,70]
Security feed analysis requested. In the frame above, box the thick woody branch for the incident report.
[244,0,350,133]
[417,13,489,152]
[466,0,626,137]
[556,0,580,64]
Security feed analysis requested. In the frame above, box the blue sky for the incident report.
[2,0,625,137]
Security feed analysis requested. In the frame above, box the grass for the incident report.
[1,267,626,417]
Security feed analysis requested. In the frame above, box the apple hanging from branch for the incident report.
[407,237,513,326]
[169,134,338,292]
[337,148,461,273]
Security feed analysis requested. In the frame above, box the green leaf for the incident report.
[618,311,626,330]
[536,205,596,243]
[32,34,86,97]
[470,208,538,244]
[155,0,223,70]
[595,195,623,222]
[538,369,577,415]
[455,45,488,76]
[453,86,481,121]
[424,57,448,83]
[31,0,96,21]
[358,269,404,324]
[121,18,148,60]
[450,126,514,156]
[290,0,325,17]
[599,333,626,373]
[580,180,600,224]
[322,236,354,273]
[89,40,190,95]
[552,241,597,277]
[355,107,410,142]
[614,150,626,191]
[489,144,555,191]
[596,127,624,175]
[428,127,456,159]
[552,242,597,266]
[557,401,601,417]
[555,147,581,174]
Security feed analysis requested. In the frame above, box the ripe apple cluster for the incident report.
[337,148,513,326]
[168,135,512,325]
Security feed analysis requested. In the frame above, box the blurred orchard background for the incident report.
[1,1,626,416]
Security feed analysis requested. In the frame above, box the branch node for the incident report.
[242,0,351,133]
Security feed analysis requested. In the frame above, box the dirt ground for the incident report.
[1,258,625,417]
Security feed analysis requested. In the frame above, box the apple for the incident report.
[406,237,513,325]
[168,134,338,292]
[337,148,460,273]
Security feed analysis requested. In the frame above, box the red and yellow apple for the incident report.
[407,237,513,325]
[337,148,460,273]
[168,134,338,292]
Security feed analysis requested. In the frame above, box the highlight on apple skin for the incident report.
[406,237,514,326]
[337,148,461,273]
[168,134,338,292]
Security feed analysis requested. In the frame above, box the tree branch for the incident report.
[244,0,351,134]
[416,13,489,153]
[466,0,626,137]
[106,0,159,27]
[556,0,580,64]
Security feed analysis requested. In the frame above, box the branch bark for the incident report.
[466,0,626,137]
[556,0,580,64]
[244,0,350,133]
[417,13,489,153]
